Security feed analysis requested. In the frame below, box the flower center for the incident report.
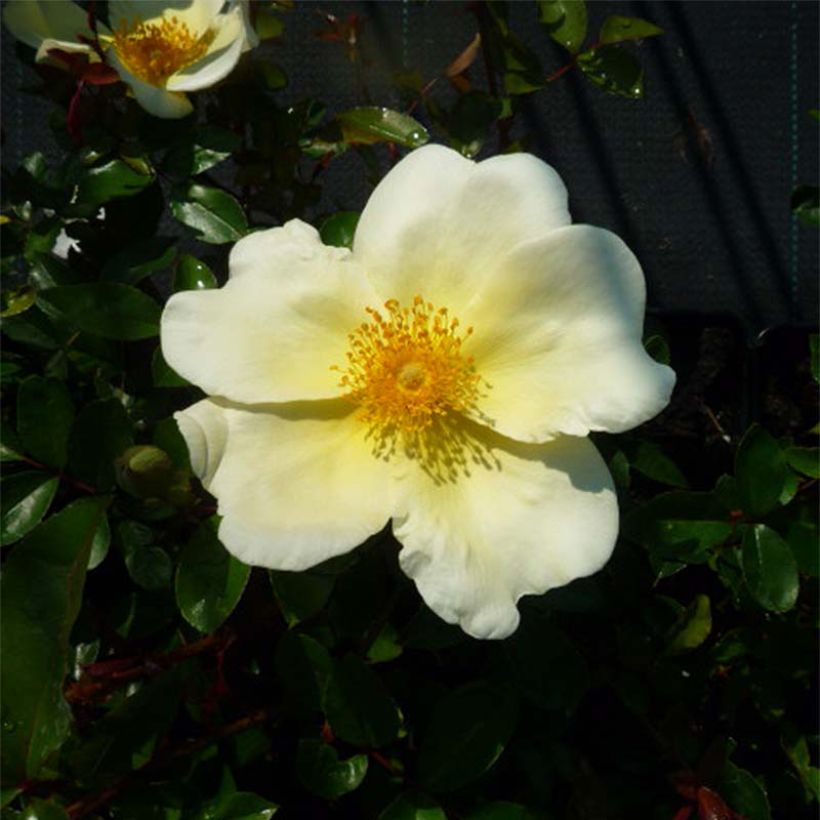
[112,16,214,85]
[335,296,482,437]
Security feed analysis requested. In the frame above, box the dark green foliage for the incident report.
[0,2,816,818]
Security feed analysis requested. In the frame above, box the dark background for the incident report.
[2,0,818,340]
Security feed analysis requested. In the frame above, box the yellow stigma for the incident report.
[112,16,215,86]
[336,296,482,437]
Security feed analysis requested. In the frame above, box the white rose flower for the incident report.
[2,0,257,118]
[161,145,676,639]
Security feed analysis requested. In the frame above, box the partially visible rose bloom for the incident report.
[2,0,257,118]
[161,145,676,639]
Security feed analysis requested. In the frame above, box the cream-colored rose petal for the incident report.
[35,38,97,68]
[392,423,617,640]
[353,145,570,308]
[3,0,92,49]
[166,5,245,91]
[462,224,675,442]
[108,0,222,33]
[161,220,378,404]
[107,47,194,118]
[176,399,391,571]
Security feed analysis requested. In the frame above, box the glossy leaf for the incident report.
[337,108,429,148]
[37,283,160,340]
[171,185,248,244]
[417,682,518,792]
[296,739,368,799]
[163,126,241,177]
[319,212,360,249]
[741,525,799,612]
[379,792,446,820]
[791,185,819,227]
[269,569,335,627]
[578,45,643,98]
[20,798,70,820]
[87,514,109,570]
[101,237,177,284]
[174,254,217,291]
[1,497,106,783]
[324,654,401,748]
[125,546,173,591]
[622,439,689,488]
[75,159,154,205]
[719,761,771,820]
[176,519,251,633]
[599,15,663,44]
[785,446,819,478]
[17,376,74,469]
[735,425,787,517]
[537,0,588,53]
[622,491,732,564]
[0,472,59,547]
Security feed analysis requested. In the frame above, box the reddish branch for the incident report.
[66,630,235,704]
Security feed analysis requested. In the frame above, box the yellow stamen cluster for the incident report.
[112,16,214,85]
[336,296,481,438]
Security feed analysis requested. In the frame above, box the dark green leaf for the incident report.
[269,569,335,627]
[324,654,401,748]
[319,212,360,249]
[337,108,429,148]
[1,287,36,317]
[785,446,819,478]
[719,760,772,820]
[622,491,731,564]
[75,160,154,206]
[1,497,106,783]
[445,91,504,158]
[176,519,251,633]
[741,525,799,612]
[735,424,788,517]
[17,376,74,469]
[0,472,59,547]
[367,623,403,664]
[417,682,518,793]
[296,739,368,799]
[171,185,248,244]
[274,632,333,715]
[578,45,644,98]
[68,399,133,491]
[380,793,446,820]
[37,283,160,340]
[810,334,819,382]
[665,594,711,655]
[87,514,109,570]
[622,440,689,487]
[537,0,588,53]
[163,126,241,177]
[125,546,172,591]
[101,237,177,284]
[791,185,819,227]
[599,15,663,44]
[174,254,217,291]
